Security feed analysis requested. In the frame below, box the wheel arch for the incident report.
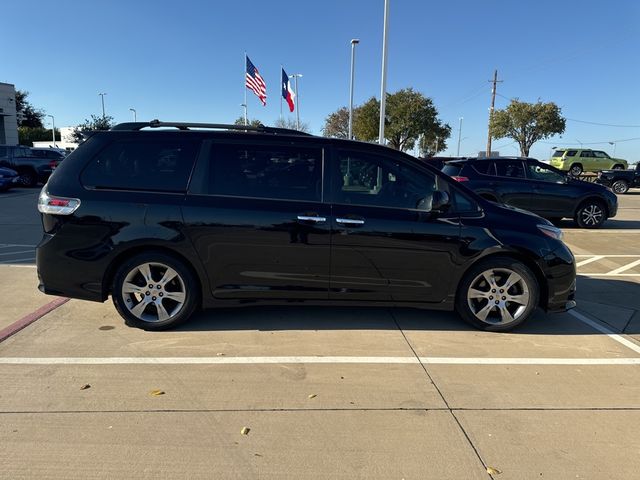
[455,250,549,310]
[575,195,610,217]
[102,245,205,307]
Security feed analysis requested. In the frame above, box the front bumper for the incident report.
[540,242,577,313]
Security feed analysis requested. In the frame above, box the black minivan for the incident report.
[36,121,576,332]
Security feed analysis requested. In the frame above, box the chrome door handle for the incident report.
[336,218,365,226]
[297,215,327,223]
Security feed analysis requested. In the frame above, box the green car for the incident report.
[550,149,628,176]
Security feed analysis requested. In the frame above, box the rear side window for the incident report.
[579,150,592,158]
[495,161,525,178]
[471,161,495,175]
[209,143,322,202]
[81,139,199,192]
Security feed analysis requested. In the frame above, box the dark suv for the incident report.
[0,145,58,187]
[442,157,618,228]
[37,121,576,332]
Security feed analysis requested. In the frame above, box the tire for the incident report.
[569,164,583,176]
[455,257,539,332]
[574,199,607,229]
[112,252,200,330]
[611,180,629,194]
[17,170,37,187]
[612,164,625,170]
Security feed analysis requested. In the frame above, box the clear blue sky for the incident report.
[3,0,639,161]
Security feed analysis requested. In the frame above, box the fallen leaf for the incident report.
[308,394,317,399]
[241,427,250,435]
[80,384,91,390]
[150,389,165,396]
[486,466,502,475]
[254,453,262,457]
[217,353,225,356]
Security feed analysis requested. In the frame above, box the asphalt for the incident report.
[1,185,639,479]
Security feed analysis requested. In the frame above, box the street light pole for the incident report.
[378,0,390,145]
[457,117,463,156]
[98,93,107,117]
[129,108,137,122]
[348,39,360,140]
[609,141,617,156]
[47,114,56,148]
[289,74,303,130]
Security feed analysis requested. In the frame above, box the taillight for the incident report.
[452,176,469,182]
[37,189,80,215]
[49,160,58,170]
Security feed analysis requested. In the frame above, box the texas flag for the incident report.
[281,68,296,112]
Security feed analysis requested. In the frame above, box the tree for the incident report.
[349,88,451,154]
[233,116,264,127]
[490,99,566,156]
[18,127,60,146]
[15,90,45,128]
[322,107,350,138]
[275,117,310,133]
[71,115,114,143]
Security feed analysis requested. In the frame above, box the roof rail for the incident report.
[110,120,311,136]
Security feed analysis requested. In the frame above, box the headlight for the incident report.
[537,224,563,240]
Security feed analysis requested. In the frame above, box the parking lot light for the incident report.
[47,114,56,148]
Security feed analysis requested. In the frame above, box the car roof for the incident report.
[446,156,538,164]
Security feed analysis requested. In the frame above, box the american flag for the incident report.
[245,56,267,106]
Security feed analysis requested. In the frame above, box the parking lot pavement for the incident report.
[2,188,640,478]
[0,189,41,251]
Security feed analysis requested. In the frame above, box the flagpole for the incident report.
[280,66,283,123]
[243,52,248,126]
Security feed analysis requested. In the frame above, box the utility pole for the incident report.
[486,70,502,157]
[98,92,107,117]
[378,0,390,145]
[348,39,360,139]
[457,117,463,156]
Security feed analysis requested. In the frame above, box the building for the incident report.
[32,126,79,151]
[0,82,18,145]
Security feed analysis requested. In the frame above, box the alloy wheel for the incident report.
[466,268,531,325]
[580,204,603,227]
[612,181,628,194]
[121,262,186,323]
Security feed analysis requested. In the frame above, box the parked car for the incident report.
[596,163,640,194]
[30,147,66,161]
[549,148,628,176]
[442,157,618,228]
[0,166,19,191]
[36,121,576,332]
[0,145,57,187]
[417,156,463,171]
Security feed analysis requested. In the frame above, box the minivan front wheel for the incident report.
[456,258,539,332]
[112,252,199,330]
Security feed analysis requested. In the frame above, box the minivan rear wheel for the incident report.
[456,257,539,332]
[112,252,199,330]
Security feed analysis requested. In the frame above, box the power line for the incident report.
[540,137,640,146]
[565,118,640,128]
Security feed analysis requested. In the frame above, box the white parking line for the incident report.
[0,250,34,256]
[0,356,639,365]
[569,310,640,355]
[607,259,640,275]
[576,255,605,267]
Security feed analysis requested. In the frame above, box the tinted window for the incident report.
[209,143,322,202]
[81,139,198,192]
[335,150,445,210]
[442,163,463,176]
[0,147,6,157]
[495,161,525,178]
[442,163,464,176]
[566,150,577,157]
[552,150,565,157]
[526,162,565,183]
[579,150,593,158]
[472,161,495,175]
[452,190,478,213]
[593,151,609,158]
